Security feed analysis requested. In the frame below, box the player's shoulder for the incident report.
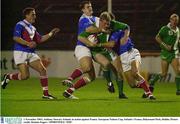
[160,25,168,30]
[79,15,89,22]
[16,21,26,26]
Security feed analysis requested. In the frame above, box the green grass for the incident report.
[1,78,180,116]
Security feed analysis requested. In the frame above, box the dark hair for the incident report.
[79,1,91,10]
[100,11,111,22]
[23,7,35,17]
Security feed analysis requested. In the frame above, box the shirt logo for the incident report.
[168,31,173,35]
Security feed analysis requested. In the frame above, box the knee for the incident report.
[21,74,29,80]
[39,67,47,75]
[81,66,92,73]
[99,60,111,69]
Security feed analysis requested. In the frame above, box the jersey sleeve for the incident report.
[157,26,166,39]
[110,31,124,43]
[110,32,119,42]
[111,20,129,32]
[13,23,24,37]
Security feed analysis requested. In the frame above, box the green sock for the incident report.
[116,77,123,95]
[175,76,180,91]
[149,73,161,87]
[103,70,112,83]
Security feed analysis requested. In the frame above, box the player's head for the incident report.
[169,13,179,27]
[79,1,93,16]
[99,11,111,30]
[23,7,36,24]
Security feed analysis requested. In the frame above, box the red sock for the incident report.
[40,76,49,96]
[68,68,83,80]
[67,78,87,94]
[8,73,21,80]
[137,80,152,95]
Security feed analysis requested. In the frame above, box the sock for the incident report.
[175,76,180,91]
[116,77,124,95]
[137,80,152,95]
[40,75,49,96]
[8,73,21,80]
[67,77,87,94]
[149,73,161,87]
[68,68,83,80]
[103,70,112,84]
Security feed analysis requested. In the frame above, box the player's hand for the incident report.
[49,28,60,37]
[27,41,37,48]
[166,45,172,51]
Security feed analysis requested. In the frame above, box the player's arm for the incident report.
[97,41,115,48]
[111,20,130,31]
[120,29,130,45]
[155,27,172,51]
[86,25,110,34]
[111,20,130,45]
[13,37,36,48]
[40,28,60,43]
[78,32,97,47]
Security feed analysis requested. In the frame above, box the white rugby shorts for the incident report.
[14,51,40,65]
[74,45,92,61]
[120,48,141,72]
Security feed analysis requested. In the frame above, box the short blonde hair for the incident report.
[170,13,179,20]
[100,11,111,22]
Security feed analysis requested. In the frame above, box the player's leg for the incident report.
[63,67,96,99]
[102,67,115,93]
[64,68,83,81]
[171,58,180,95]
[62,46,92,86]
[124,71,136,88]
[149,57,169,87]
[94,53,115,92]
[131,60,155,99]
[94,52,115,93]
[63,58,95,99]
[2,51,30,89]
[29,56,56,99]
[111,56,127,98]
[1,63,30,89]
[94,53,126,98]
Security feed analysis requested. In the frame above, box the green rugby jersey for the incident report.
[158,24,180,51]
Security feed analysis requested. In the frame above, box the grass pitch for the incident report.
[1,78,180,116]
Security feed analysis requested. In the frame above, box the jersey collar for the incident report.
[167,23,178,33]
[82,14,93,18]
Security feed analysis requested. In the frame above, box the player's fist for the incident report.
[49,28,60,37]
[27,41,37,48]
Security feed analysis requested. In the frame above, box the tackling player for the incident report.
[63,12,116,99]
[103,28,155,99]
[62,1,115,93]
